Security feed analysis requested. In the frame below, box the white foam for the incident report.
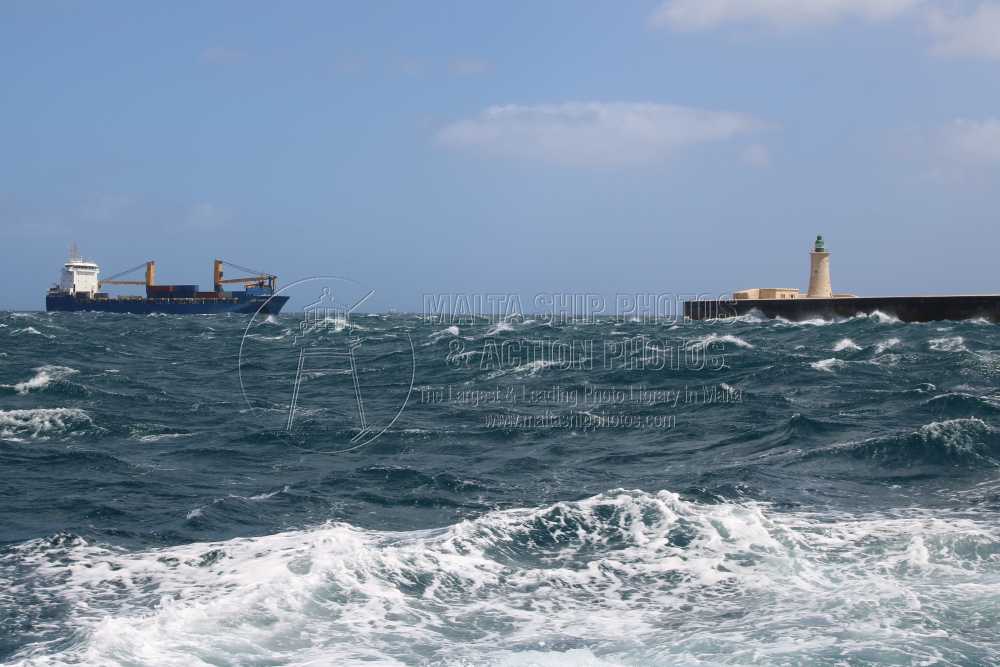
[486,321,515,336]
[6,365,78,395]
[833,338,862,352]
[491,359,561,378]
[247,485,290,501]
[429,325,460,340]
[866,310,901,324]
[482,648,623,666]
[818,418,996,463]
[244,329,291,342]
[226,486,291,502]
[685,333,753,351]
[776,316,833,327]
[810,358,845,372]
[7,489,1000,665]
[917,417,993,452]
[0,407,91,439]
[928,336,967,353]
[730,310,767,324]
[137,433,192,443]
[11,326,52,338]
[315,315,350,331]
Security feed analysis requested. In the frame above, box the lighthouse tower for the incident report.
[806,235,832,298]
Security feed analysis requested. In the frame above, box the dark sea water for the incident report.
[2,310,1000,665]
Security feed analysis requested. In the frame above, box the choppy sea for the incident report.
[2,310,1000,666]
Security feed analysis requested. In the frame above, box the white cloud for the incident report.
[650,0,921,30]
[940,118,1000,164]
[927,3,1000,60]
[435,102,764,167]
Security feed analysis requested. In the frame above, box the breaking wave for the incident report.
[806,418,1000,468]
[4,312,1000,665]
[684,333,753,351]
[866,310,901,324]
[3,366,79,395]
[429,325,461,340]
[833,338,862,352]
[929,336,967,353]
[0,408,92,440]
[810,357,845,372]
[4,490,998,666]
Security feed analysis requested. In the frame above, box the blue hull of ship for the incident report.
[46,294,289,315]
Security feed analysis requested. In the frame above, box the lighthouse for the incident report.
[806,235,832,298]
[685,233,1000,323]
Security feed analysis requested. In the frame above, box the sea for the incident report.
[1,310,999,666]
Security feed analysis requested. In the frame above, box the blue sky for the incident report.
[2,0,999,311]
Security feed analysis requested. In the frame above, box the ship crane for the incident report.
[214,259,277,292]
[99,261,156,288]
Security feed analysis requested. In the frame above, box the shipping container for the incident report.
[147,284,199,297]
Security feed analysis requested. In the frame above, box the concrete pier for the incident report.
[684,294,1000,323]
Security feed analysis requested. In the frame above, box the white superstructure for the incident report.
[58,244,100,296]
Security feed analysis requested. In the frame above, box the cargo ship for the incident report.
[684,236,1000,323]
[45,246,289,315]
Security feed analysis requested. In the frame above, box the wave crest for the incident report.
[808,418,1000,468]
[3,365,79,395]
[6,489,1000,665]
[0,407,91,440]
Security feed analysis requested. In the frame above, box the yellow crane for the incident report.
[98,259,276,293]
[99,261,155,289]
[214,259,277,292]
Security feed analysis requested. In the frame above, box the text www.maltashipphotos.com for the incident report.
[483,411,676,431]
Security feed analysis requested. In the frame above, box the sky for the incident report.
[2,0,999,311]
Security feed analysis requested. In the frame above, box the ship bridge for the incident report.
[59,244,100,296]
